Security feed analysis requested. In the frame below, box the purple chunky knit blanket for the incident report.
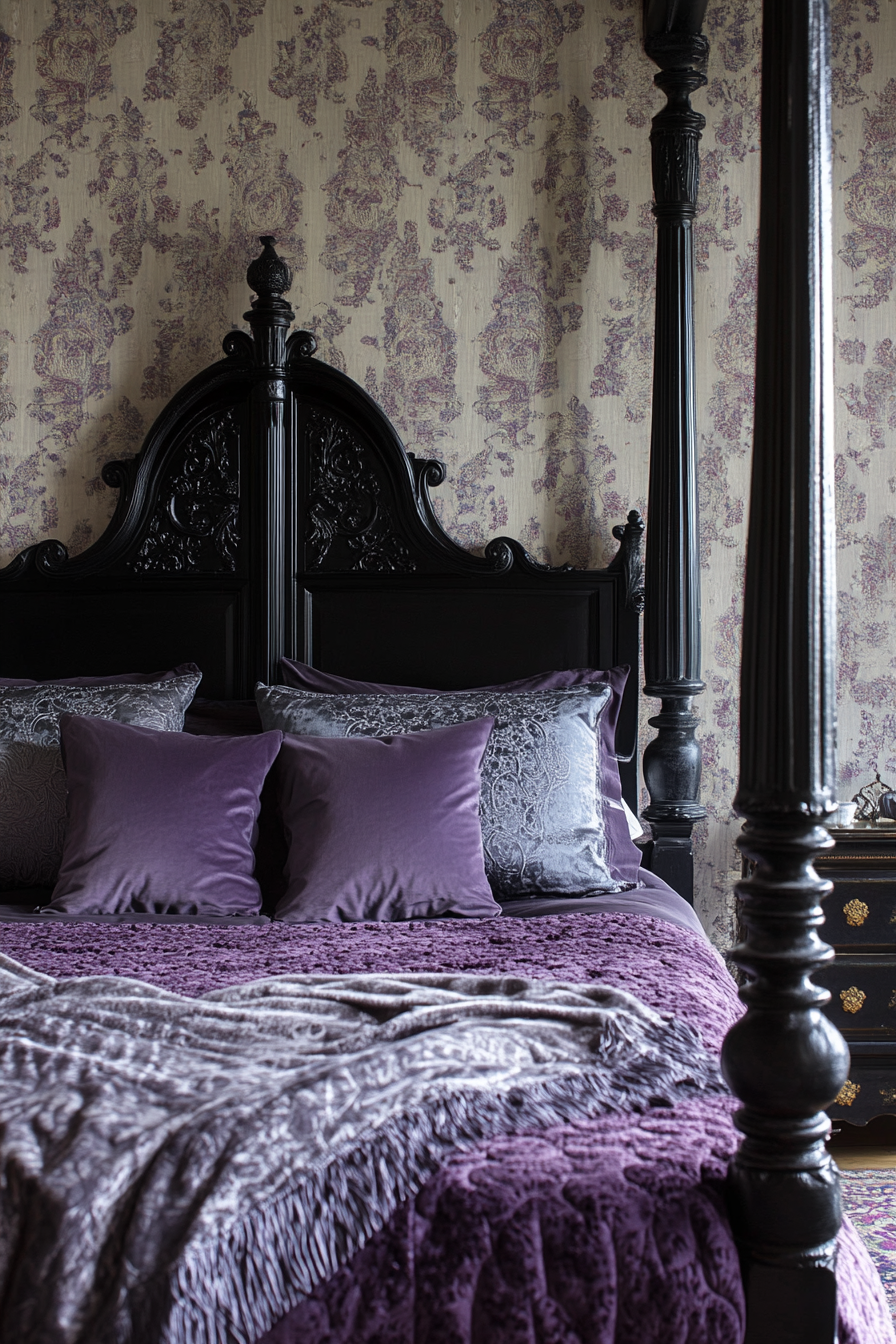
[2,910,892,1344]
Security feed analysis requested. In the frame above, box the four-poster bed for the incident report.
[0,1,884,1341]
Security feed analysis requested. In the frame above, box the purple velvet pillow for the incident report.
[279,658,641,882]
[272,718,500,923]
[47,716,283,916]
[279,657,625,702]
[0,663,201,688]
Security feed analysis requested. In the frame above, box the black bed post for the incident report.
[244,237,295,689]
[721,2,849,1341]
[640,2,709,904]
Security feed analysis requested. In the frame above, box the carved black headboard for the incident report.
[0,238,645,805]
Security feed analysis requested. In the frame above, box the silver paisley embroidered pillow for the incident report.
[0,673,201,889]
[256,684,627,900]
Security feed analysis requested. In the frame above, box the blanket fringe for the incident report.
[153,1015,723,1344]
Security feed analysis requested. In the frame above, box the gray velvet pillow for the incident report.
[256,683,625,900]
[278,659,642,883]
[0,673,201,889]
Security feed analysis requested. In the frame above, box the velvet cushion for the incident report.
[272,718,498,923]
[279,659,642,883]
[257,684,624,901]
[279,657,623,698]
[47,717,283,916]
[0,673,201,890]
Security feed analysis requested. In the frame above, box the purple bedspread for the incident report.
[1,911,891,1344]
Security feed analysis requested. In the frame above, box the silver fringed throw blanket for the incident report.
[0,953,725,1344]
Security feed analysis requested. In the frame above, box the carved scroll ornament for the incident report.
[305,410,415,573]
[130,411,240,574]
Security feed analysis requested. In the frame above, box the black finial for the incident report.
[247,237,292,301]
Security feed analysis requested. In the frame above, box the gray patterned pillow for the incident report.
[0,674,201,889]
[255,683,627,900]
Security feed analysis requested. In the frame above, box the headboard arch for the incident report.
[0,239,645,804]
[0,355,251,584]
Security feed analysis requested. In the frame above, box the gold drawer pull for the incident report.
[835,1080,860,1106]
[843,899,869,927]
[840,986,866,1014]
[890,990,896,1010]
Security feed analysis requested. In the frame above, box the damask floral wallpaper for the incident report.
[1,0,894,945]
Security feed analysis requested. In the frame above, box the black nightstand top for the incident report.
[823,822,896,858]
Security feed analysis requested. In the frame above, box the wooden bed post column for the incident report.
[244,238,295,689]
[641,3,709,903]
[721,3,849,1341]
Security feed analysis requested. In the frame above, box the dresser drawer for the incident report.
[816,954,896,1036]
[819,874,896,948]
[809,825,896,1119]
[829,1046,896,1125]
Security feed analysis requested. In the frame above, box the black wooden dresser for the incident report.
[818,823,896,1124]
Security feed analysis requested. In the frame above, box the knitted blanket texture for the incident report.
[0,953,723,1344]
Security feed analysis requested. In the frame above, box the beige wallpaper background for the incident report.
[1,0,894,945]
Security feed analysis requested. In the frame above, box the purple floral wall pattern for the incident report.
[1,0,894,944]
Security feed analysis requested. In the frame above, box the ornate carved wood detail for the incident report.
[721,3,849,1341]
[610,510,646,613]
[286,328,318,363]
[222,330,253,361]
[247,234,292,300]
[128,410,240,575]
[305,410,415,573]
[646,35,708,206]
